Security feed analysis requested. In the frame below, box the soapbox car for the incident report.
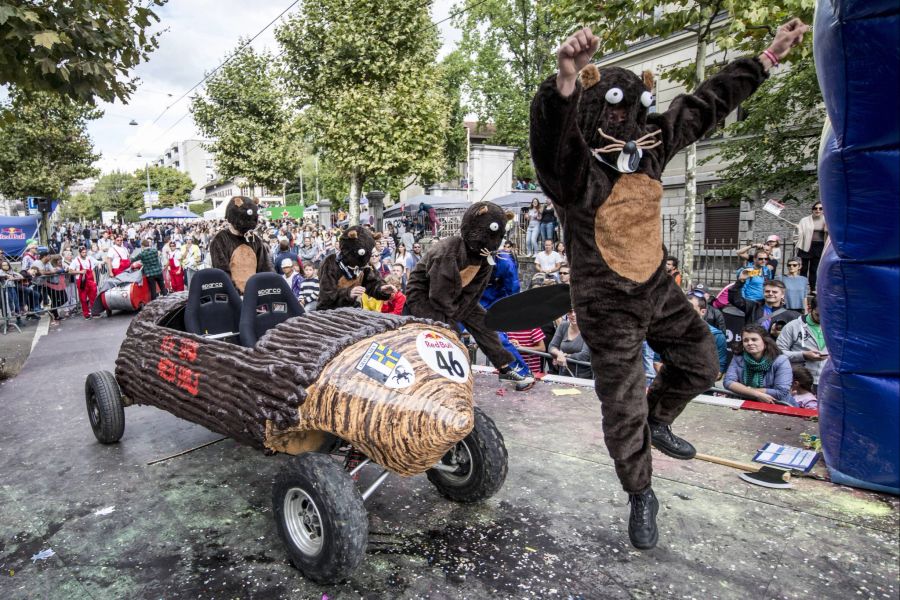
[84,269,507,583]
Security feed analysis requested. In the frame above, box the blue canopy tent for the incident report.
[139,207,201,220]
[166,207,201,219]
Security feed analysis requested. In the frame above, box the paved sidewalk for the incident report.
[0,315,896,599]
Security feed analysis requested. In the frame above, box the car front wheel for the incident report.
[272,453,368,583]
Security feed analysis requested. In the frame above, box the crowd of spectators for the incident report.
[1,198,828,411]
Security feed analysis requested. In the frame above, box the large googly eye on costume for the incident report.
[357,248,366,256]
[489,222,500,232]
[605,87,624,104]
[246,209,253,215]
[640,91,654,108]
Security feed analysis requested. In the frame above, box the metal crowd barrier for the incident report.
[1,269,102,334]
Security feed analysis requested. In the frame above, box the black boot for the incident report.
[649,420,696,460]
[628,488,659,549]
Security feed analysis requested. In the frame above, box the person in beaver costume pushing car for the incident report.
[405,201,534,390]
[530,18,808,548]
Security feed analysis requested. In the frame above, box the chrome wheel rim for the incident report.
[283,487,324,556]
[439,440,474,485]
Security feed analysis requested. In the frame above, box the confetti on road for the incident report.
[93,506,116,516]
[30,549,55,563]
[551,388,581,396]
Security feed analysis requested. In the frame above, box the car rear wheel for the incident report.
[272,453,368,583]
[427,406,508,503]
[85,370,125,444]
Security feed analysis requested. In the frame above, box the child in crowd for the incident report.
[299,263,320,309]
[379,275,406,315]
[791,365,818,410]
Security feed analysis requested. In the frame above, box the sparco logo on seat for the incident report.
[259,288,281,296]
[201,282,224,290]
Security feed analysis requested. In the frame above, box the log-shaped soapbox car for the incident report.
[84,269,507,583]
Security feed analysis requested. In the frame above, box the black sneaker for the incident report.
[628,488,659,549]
[499,369,534,387]
[649,420,696,460]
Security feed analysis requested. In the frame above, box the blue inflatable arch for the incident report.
[814,0,900,494]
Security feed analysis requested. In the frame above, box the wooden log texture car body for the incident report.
[114,294,476,476]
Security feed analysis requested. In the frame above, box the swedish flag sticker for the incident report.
[355,342,415,389]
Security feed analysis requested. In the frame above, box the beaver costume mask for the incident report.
[226,195,262,234]
[338,226,375,269]
[461,201,506,264]
[577,65,658,174]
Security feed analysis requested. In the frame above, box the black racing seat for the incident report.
[184,268,242,341]
[239,272,304,347]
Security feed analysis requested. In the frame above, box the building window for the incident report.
[704,199,740,248]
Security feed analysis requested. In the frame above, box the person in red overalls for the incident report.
[68,246,99,319]
[106,235,131,276]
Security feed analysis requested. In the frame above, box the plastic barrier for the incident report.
[814,0,900,493]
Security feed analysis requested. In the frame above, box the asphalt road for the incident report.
[0,313,897,599]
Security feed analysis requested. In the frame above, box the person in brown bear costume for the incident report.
[529,19,808,548]
[209,196,272,294]
[405,201,533,389]
[317,225,395,310]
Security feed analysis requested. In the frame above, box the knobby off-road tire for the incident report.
[427,406,508,503]
[85,371,125,444]
[272,453,368,584]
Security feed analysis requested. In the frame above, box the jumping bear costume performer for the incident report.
[209,196,272,293]
[529,19,808,549]
[317,226,394,310]
[406,201,533,389]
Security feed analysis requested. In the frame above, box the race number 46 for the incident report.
[416,332,470,383]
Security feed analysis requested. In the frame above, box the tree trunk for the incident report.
[348,169,361,226]
[682,38,707,289]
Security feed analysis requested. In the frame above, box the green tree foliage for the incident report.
[706,55,822,205]
[63,192,100,220]
[0,0,166,104]
[92,171,139,214]
[128,165,196,207]
[453,0,568,179]
[191,44,299,191]
[0,88,100,200]
[437,50,469,181]
[277,0,451,225]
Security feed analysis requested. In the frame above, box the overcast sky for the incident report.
[91,0,461,176]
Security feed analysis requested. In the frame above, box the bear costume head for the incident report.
[338,225,376,269]
[576,65,656,155]
[225,196,261,235]
[461,201,506,259]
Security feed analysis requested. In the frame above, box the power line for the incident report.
[147,0,301,129]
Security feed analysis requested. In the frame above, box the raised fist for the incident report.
[767,18,809,60]
[557,27,600,97]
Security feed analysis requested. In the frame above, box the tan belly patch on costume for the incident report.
[230,245,257,293]
[337,274,362,289]
[459,265,480,288]
[594,173,664,283]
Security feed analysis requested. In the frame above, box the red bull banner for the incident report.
[0,216,40,257]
